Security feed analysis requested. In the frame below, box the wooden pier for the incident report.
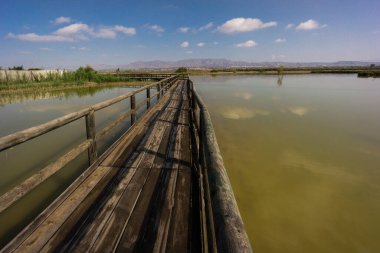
[0,75,251,253]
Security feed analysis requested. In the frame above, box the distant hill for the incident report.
[90,59,380,71]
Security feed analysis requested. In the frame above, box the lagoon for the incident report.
[193,74,380,253]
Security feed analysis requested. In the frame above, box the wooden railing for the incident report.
[0,75,179,213]
[110,73,174,80]
[188,79,253,253]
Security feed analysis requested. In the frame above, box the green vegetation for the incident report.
[8,65,24,70]
[187,66,380,77]
[0,66,141,92]
[175,67,188,73]
[357,71,380,78]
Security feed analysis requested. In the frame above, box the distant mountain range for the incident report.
[88,59,380,70]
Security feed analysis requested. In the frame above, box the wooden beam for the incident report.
[0,140,91,213]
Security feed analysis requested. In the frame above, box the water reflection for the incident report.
[277,74,284,86]
[0,85,139,106]
[286,106,310,116]
[221,107,270,120]
[234,91,254,100]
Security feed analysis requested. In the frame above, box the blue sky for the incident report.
[1,0,380,68]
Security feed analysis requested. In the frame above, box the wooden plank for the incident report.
[100,81,179,168]
[112,83,184,252]
[0,140,92,213]
[64,94,177,252]
[166,93,193,253]
[136,92,186,253]
[88,85,182,252]
[13,165,113,253]
[67,102,175,252]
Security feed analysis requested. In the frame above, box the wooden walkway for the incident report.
[0,76,252,253]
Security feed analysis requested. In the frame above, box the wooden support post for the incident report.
[85,109,97,165]
[130,94,136,125]
[157,83,161,100]
[146,88,151,109]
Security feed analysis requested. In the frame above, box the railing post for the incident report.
[85,109,97,165]
[160,82,164,96]
[131,94,136,125]
[146,87,151,109]
[157,83,161,100]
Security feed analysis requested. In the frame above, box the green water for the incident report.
[193,75,380,253]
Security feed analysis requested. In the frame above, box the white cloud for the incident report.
[213,41,219,45]
[198,22,213,31]
[179,27,190,33]
[53,16,72,25]
[8,23,136,42]
[94,28,117,38]
[54,23,92,37]
[78,47,90,51]
[39,47,53,51]
[145,24,164,33]
[217,18,277,34]
[235,40,257,48]
[197,42,205,47]
[296,19,326,30]
[18,51,33,55]
[186,50,193,54]
[286,24,294,29]
[7,32,74,42]
[113,25,136,36]
[180,41,189,48]
[275,38,286,43]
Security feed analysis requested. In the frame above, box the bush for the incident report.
[175,67,188,73]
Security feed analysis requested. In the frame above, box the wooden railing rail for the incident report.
[0,75,179,213]
[188,78,253,253]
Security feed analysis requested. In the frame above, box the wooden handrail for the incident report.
[0,75,179,213]
[189,79,252,253]
[0,75,178,152]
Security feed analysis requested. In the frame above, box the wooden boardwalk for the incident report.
[0,76,252,253]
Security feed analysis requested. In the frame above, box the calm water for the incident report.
[193,75,380,253]
[0,85,156,246]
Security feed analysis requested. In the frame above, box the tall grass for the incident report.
[0,66,134,90]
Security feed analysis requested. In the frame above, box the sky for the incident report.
[1,0,380,68]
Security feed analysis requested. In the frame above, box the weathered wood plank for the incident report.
[0,140,92,213]
[60,85,180,252]
[89,84,182,252]
[113,96,182,253]
[67,102,175,252]
[13,165,113,253]
[166,95,193,253]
